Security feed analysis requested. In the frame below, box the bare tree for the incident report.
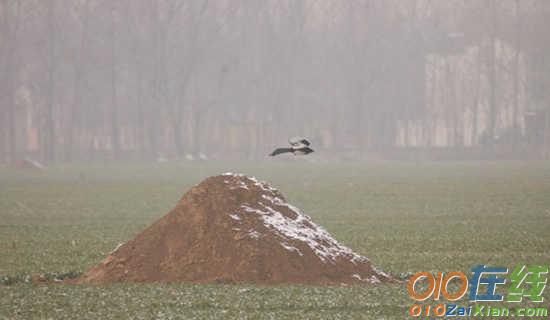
[1,0,22,163]
[43,0,57,164]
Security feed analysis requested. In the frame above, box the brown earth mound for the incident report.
[77,173,394,285]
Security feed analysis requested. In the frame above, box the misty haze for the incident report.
[2,0,549,163]
[1,1,550,319]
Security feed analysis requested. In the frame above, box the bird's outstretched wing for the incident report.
[294,147,314,155]
[269,147,293,156]
[289,137,311,147]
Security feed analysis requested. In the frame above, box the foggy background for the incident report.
[1,0,550,163]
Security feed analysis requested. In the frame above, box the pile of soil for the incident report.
[77,173,394,285]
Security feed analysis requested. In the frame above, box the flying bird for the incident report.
[269,137,314,156]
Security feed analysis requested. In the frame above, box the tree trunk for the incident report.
[512,0,521,144]
[66,0,89,162]
[445,58,457,147]
[4,1,21,163]
[193,110,202,156]
[147,0,162,160]
[425,59,437,147]
[0,106,4,162]
[110,3,120,160]
[5,43,16,162]
[6,88,16,162]
[545,109,550,160]
[172,116,184,158]
[472,50,482,145]
[487,0,498,141]
[135,56,147,159]
[45,0,56,164]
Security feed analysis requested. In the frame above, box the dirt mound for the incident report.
[77,173,394,285]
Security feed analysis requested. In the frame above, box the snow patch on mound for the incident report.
[222,173,370,265]
[240,202,368,264]
[352,273,381,284]
[223,172,278,193]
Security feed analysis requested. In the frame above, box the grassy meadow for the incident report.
[1,162,549,319]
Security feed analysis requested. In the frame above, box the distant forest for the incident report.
[1,0,550,162]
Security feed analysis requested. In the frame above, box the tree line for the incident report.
[1,0,550,163]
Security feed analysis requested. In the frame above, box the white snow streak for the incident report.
[229,213,241,221]
[223,173,370,264]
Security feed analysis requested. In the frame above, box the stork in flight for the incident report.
[269,137,314,156]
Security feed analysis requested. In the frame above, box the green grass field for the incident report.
[1,162,549,319]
